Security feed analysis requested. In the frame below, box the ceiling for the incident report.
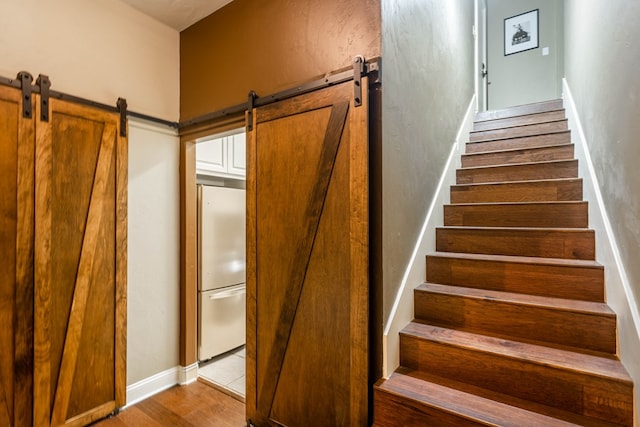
[120,0,233,32]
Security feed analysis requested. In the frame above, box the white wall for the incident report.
[0,0,181,388]
[564,1,640,422]
[0,0,179,121]
[487,0,563,109]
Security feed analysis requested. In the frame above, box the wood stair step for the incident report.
[413,283,616,354]
[444,201,588,228]
[436,226,595,260]
[457,160,578,184]
[375,369,622,427]
[475,99,563,122]
[473,110,566,132]
[426,252,605,302]
[450,178,583,203]
[470,120,569,142]
[399,323,633,426]
[461,144,574,168]
[466,131,571,153]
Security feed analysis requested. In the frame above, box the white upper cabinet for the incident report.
[196,130,246,178]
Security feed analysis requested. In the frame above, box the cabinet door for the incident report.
[33,97,127,426]
[196,136,226,175]
[0,85,35,427]
[227,133,246,176]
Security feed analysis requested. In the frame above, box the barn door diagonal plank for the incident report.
[256,101,350,417]
[50,123,116,426]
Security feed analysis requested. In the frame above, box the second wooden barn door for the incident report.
[246,79,369,426]
[33,97,127,427]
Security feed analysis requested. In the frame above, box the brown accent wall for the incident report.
[180,0,381,121]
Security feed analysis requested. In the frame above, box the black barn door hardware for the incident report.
[247,90,257,131]
[36,74,51,122]
[353,55,364,107]
[18,71,34,119]
[117,98,128,137]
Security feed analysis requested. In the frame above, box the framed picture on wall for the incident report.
[504,9,539,55]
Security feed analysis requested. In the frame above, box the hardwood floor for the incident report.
[93,381,245,426]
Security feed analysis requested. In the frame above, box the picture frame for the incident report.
[504,9,539,56]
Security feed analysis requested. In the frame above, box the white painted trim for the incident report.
[179,362,199,386]
[125,366,180,407]
[382,95,476,378]
[563,78,640,425]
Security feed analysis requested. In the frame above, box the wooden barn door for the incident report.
[246,79,369,426]
[0,85,35,427]
[33,97,127,427]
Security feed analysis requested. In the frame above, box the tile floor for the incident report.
[198,345,246,397]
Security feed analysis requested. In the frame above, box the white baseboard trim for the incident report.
[125,366,180,408]
[563,78,640,422]
[382,95,476,378]
[179,362,199,386]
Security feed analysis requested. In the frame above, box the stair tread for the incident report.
[459,158,577,171]
[439,225,592,232]
[416,282,614,316]
[468,129,570,144]
[469,119,569,140]
[427,251,603,269]
[400,323,632,383]
[470,119,568,135]
[452,177,582,188]
[462,143,573,158]
[377,371,583,427]
[446,200,587,207]
[475,100,563,122]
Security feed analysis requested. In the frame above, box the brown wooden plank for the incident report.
[456,160,579,184]
[443,201,588,228]
[399,324,633,425]
[469,120,568,142]
[50,123,116,426]
[466,131,571,153]
[179,140,198,368]
[461,144,574,168]
[475,100,563,122]
[436,227,595,260]
[450,178,583,204]
[426,252,605,302]
[115,121,128,409]
[245,110,257,421]
[414,283,617,354]
[472,110,566,132]
[257,100,349,417]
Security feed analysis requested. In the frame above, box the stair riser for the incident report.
[461,145,574,168]
[457,161,578,185]
[470,120,568,142]
[436,228,595,260]
[476,100,563,122]
[374,390,487,427]
[444,202,588,228]
[450,179,583,204]
[400,334,634,425]
[413,290,616,354]
[426,256,605,302]
[466,132,570,153]
[473,111,566,132]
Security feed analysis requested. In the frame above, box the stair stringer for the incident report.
[564,78,640,425]
[382,95,476,377]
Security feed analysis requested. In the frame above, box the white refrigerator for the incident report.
[197,185,246,361]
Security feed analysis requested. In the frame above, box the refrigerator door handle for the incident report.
[209,286,246,300]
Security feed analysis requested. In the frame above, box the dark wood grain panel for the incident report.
[426,252,605,302]
[472,110,566,132]
[457,160,579,184]
[466,131,571,153]
[475,100,563,122]
[444,201,588,228]
[461,144,574,168]
[450,178,583,203]
[470,120,568,142]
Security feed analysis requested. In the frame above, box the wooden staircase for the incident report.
[374,100,635,426]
